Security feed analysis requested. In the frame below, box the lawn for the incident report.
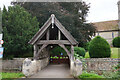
[1,72,24,79]
[85,48,120,58]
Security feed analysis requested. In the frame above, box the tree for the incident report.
[2,5,39,59]
[12,2,96,46]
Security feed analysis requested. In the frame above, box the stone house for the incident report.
[92,20,119,45]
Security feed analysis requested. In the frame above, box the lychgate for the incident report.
[23,14,82,77]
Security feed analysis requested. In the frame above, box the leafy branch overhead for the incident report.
[12,2,96,46]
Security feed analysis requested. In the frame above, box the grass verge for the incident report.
[1,72,24,79]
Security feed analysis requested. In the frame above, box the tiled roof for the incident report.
[93,20,119,31]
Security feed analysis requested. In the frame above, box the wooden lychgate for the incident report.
[28,14,78,61]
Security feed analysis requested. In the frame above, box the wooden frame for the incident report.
[29,14,78,60]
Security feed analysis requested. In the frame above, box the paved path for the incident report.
[30,64,73,78]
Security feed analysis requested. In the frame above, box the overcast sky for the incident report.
[0,0,119,23]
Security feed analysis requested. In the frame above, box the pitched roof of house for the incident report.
[93,20,119,31]
[28,14,78,45]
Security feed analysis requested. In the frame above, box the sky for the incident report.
[0,0,119,23]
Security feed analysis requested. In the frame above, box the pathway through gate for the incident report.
[30,64,73,78]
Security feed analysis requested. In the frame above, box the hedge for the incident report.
[112,36,120,48]
[88,36,111,58]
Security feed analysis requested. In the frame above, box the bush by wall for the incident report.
[88,36,111,58]
[74,47,86,58]
[112,36,120,48]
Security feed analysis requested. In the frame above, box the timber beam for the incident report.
[34,44,48,60]
[58,44,71,58]
[37,40,72,45]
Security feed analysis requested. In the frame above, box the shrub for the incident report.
[50,46,70,56]
[83,42,90,51]
[74,47,86,58]
[102,71,120,79]
[112,36,120,48]
[88,36,111,58]
[78,72,103,78]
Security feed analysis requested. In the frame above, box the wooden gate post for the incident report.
[70,45,74,75]
[34,44,38,58]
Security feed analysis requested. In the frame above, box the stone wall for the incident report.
[2,58,24,72]
[72,60,82,77]
[72,58,119,77]
[2,57,49,72]
[22,57,49,76]
[82,58,119,71]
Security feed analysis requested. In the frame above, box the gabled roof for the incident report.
[28,14,78,45]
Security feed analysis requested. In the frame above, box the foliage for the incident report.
[85,48,119,59]
[74,47,86,59]
[2,72,24,79]
[50,46,70,56]
[83,42,90,51]
[88,36,111,58]
[112,36,120,48]
[78,71,103,78]
[12,2,96,46]
[114,64,120,70]
[102,71,120,79]
[110,48,120,58]
[2,5,39,59]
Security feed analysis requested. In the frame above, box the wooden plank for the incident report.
[29,14,78,45]
[58,44,70,58]
[28,17,52,45]
[37,40,71,45]
[34,44,48,59]
[54,17,78,45]
[46,30,50,40]
[58,30,61,40]
[71,45,74,61]
[33,44,37,58]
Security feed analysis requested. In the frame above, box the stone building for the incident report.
[91,1,120,45]
[92,20,119,45]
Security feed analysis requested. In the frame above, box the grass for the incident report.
[1,72,25,79]
[85,48,120,58]
[111,48,119,58]
[78,72,103,78]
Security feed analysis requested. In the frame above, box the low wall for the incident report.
[2,58,24,72]
[72,58,120,77]
[72,60,82,77]
[22,57,49,76]
[39,57,49,69]
[83,58,119,71]
[2,57,49,72]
